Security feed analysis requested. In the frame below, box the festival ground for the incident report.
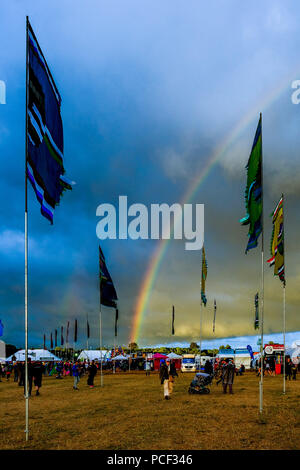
[1,371,299,450]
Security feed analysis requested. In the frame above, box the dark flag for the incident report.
[87,319,90,339]
[66,321,70,344]
[267,195,285,285]
[99,246,118,308]
[115,308,119,337]
[50,332,53,349]
[43,334,46,350]
[0,319,3,337]
[74,319,78,343]
[201,246,207,306]
[213,299,217,333]
[55,329,57,347]
[172,305,175,335]
[240,115,262,253]
[254,293,259,329]
[26,19,73,224]
[61,326,64,346]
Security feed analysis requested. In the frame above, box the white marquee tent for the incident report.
[78,350,110,361]
[6,349,60,362]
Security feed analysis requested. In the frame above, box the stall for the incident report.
[153,353,168,371]
[167,352,182,370]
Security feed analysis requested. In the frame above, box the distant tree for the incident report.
[128,342,138,351]
[189,342,199,350]
[219,345,225,351]
[268,341,274,345]
[225,345,232,349]
[5,344,17,357]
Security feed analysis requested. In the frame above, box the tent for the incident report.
[6,349,60,362]
[112,354,129,360]
[167,352,182,370]
[286,341,300,365]
[78,350,109,361]
[153,353,167,371]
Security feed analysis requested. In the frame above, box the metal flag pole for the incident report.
[86,313,89,350]
[24,15,29,442]
[259,112,264,414]
[199,300,203,370]
[282,193,286,395]
[99,302,103,387]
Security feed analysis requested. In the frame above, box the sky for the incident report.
[0,1,300,350]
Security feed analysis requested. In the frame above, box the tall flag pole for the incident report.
[267,194,285,393]
[172,305,175,335]
[61,326,64,347]
[24,17,73,440]
[99,245,118,379]
[254,293,259,330]
[55,329,57,348]
[43,334,46,350]
[66,321,70,352]
[240,113,263,413]
[74,319,78,357]
[213,299,216,334]
[50,332,53,350]
[199,246,207,360]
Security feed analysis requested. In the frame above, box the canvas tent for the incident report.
[286,340,300,365]
[6,349,60,362]
[167,352,182,370]
[78,350,110,361]
[112,354,129,360]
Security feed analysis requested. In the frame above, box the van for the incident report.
[181,354,196,372]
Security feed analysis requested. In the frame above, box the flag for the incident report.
[267,195,285,285]
[240,115,262,253]
[26,19,73,224]
[201,246,207,306]
[0,320,4,337]
[99,246,118,308]
[254,293,259,330]
[115,308,119,337]
[55,329,57,347]
[50,332,53,349]
[74,319,78,343]
[61,326,64,346]
[172,305,175,335]
[213,299,217,333]
[66,321,70,344]
[247,344,254,360]
[43,334,46,350]
[87,319,90,339]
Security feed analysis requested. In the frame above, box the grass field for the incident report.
[0,371,299,450]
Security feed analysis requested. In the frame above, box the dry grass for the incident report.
[0,371,299,450]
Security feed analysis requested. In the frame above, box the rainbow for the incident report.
[130,71,298,345]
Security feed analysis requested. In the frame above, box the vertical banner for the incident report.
[213,299,217,333]
[172,305,175,335]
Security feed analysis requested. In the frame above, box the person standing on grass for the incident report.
[72,361,80,390]
[159,360,170,400]
[222,358,235,394]
[87,360,97,388]
[145,360,151,376]
[32,361,44,396]
[285,358,292,381]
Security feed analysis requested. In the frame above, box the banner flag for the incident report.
[99,245,118,308]
[172,305,175,335]
[240,115,262,253]
[201,246,207,306]
[267,195,285,285]
[254,292,259,329]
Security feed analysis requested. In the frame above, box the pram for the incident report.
[188,372,213,394]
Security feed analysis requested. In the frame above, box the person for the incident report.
[145,360,151,376]
[87,360,97,388]
[291,362,297,380]
[221,358,235,394]
[168,360,178,396]
[285,358,292,381]
[159,360,170,400]
[32,361,44,396]
[23,358,33,397]
[72,361,80,390]
[56,361,63,379]
[204,359,213,376]
[236,364,245,376]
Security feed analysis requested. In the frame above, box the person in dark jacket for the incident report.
[23,358,33,397]
[159,360,170,400]
[204,360,213,375]
[32,361,44,396]
[87,361,97,388]
[222,358,235,394]
[72,362,80,390]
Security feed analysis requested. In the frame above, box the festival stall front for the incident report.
[167,352,182,370]
[153,353,168,371]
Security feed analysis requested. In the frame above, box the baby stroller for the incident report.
[188,372,213,394]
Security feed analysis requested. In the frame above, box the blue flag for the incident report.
[247,344,254,360]
[26,20,73,223]
[0,319,3,337]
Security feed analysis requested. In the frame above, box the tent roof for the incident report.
[112,354,129,360]
[78,350,109,361]
[153,353,168,359]
[6,349,60,362]
[167,352,182,359]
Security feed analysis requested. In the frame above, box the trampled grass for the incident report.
[0,371,299,450]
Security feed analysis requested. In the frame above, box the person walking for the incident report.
[291,362,297,380]
[145,360,151,376]
[32,361,44,396]
[159,360,170,400]
[23,358,33,397]
[72,361,80,390]
[87,360,97,388]
[222,358,235,394]
[285,358,292,381]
